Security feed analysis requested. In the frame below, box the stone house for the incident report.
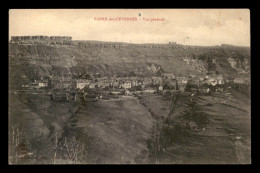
[98,81,111,88]
[234,78,246,84]
[37,80,48,88]
[121,81,132,89]
[89,83,96,89]
[75,79,91,89]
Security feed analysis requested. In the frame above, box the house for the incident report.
[110,78,120,87]
[89,83,96,89]
[51,79,72,89]
[234,78,246,84]
[158,86,163,91]
[215,75,224,85]
[143,89,156,94]
[225,79,233,83]
[111,91,122,95]
[53,81,71,90]
[98,81,110,88]
[37,80,48,88]
[75,79,91,89]
[96,77,110,88]
[125,90,133,95]
[22,84,29,88]
[216,78,224,85]
[38,82,48,88]
[121,81,132,89]
[204,76,219,86]
[209,80,217,86]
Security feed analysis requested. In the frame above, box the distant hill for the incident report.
[9,40,250,87]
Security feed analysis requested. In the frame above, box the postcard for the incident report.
[8,9,250,164]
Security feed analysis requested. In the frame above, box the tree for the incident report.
[9,124,24,164]
[53,132,58,164]
[62,135,87,164]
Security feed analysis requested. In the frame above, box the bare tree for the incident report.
[63,135,86,164]
[10,124,24,163]
[53,132,58,164]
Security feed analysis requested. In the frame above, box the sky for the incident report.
[9,9,250,46]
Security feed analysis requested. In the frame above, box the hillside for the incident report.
[9,42,250,86]
[8,40,251,164]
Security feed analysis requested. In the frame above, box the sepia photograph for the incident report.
[8,9,251,164]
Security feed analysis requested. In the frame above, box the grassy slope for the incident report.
[68,97,155,163]
[189,92,250,164]
[143,91,250,164]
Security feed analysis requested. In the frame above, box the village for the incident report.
[17,70,250,103]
